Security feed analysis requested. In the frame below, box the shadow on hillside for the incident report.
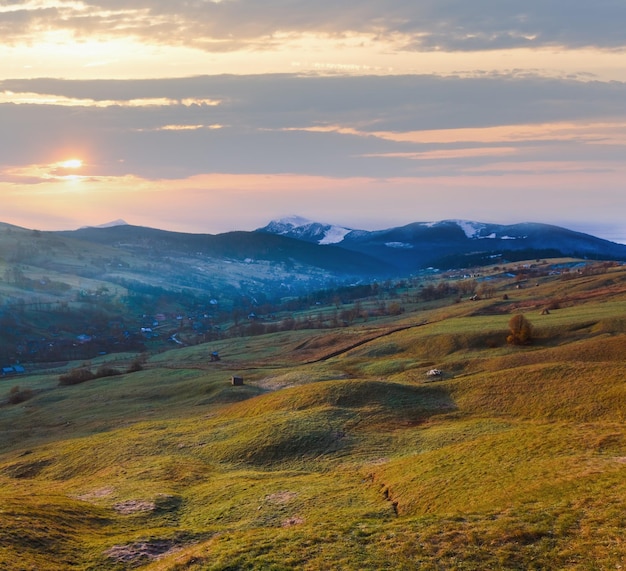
[248,379,457,427]
[205,379,458,466]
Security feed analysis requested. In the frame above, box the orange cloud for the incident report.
[287,121,626,146]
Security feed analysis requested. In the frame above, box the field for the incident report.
[1,262,626,569]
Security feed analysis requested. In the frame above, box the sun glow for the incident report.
[59,159,83,169]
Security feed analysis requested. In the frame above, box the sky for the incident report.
[1,1,625,243]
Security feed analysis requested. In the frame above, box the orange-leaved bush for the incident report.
[507,314,533,345]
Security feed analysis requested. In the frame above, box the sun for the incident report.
[59,158,83,169]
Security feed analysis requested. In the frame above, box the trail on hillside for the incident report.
[302,320,429,364]
[150,320,432,373]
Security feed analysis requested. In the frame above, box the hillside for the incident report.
[57,224,391,276]
[0,222,391,364]
[9,217,624,365]
[1,260,626,569]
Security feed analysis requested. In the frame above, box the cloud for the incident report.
[1,1,626,52]
[1,74,626,182]
[2,5,625,240]
[3,73,626,123]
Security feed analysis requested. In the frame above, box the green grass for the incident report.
[1,265,626,569]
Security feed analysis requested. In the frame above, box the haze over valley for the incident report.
[1,215,625,365]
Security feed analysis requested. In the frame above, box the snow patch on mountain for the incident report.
[476,231,523,240]
[420,220,486,238]
[453,220,487,239]
[262,216,313,235]
[319,226,352,245]
[259,216,352,245]
[82,219,129,229]
[276,215,314,228]
[385,242,414,249]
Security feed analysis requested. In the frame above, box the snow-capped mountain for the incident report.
[258,217,533,246]
[259,217,626,271]
[257,216,353,245]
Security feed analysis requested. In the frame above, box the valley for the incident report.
[1,226,625,569]
[2,218,625,369]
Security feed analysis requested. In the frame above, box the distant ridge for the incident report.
[56,223,393,276]
[80,219,129,229]
[258,217,626,271]
[2,216,625,277]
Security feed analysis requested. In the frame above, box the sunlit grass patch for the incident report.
[355,358,416,377]
[0,490,110,570]
[450,360,626,422]
[369,421,626,517]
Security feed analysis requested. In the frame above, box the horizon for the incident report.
[1,3,625,244]
[3,215,625,246]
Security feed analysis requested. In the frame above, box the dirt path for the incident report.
[303,320,429,364]
[147,320,431,373]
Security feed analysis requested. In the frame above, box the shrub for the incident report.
[387,302,405,316]
[127,360,143,373]
[95,365,122,378]
[127,352,148,373]
[59,367,95,386]
[507,314,533,345]
[7,386,34,404]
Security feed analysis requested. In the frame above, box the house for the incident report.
[231,375,244,386]
[1,365,25,376]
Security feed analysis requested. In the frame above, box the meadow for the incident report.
[1,261,626,570]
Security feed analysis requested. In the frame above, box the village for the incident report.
[1,257,613,375]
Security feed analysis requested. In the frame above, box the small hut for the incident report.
[231,375,244,386]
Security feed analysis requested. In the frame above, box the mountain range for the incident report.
[3,216,625,297]
[256,216,626,271]
[3,214,622,364]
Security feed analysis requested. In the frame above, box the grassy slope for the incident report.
[1,266,626,570]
